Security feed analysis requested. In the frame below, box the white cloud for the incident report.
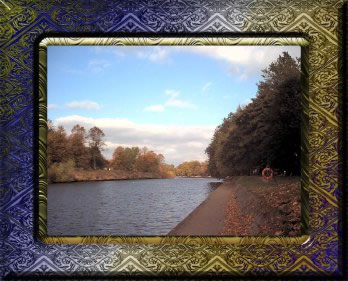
[88,59,111,73]
[180,46,300,66]
[165,89,195,109]
[54,115,214,165]
[66,100,102,110]
[148,47,170,62]
[186,141,205,148]
[144,105,165,112]
[48,104,59,110]
[90,45,300,79]
[201,82,212,93]
[144,89,196,113]
[62,66,84,75]
[165,89,179,99]
[176,45,301,79]
[136,46,170,63]
[239,73,248,81]
[93,46,171,63]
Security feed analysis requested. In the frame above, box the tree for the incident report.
[111,146,125,169]
[122,147,140,171]
[160,163,176,178]
[206,52,301,177]
[68,124,90,169]
[135,150,161,173]
[176,161,206,177]
[47,125,71,166]
[111,146,139,171]
[87,126,105,169]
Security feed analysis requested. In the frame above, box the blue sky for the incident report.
[48,45,300,165]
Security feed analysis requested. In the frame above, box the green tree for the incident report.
[206,52,301,177]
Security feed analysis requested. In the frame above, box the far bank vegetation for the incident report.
[47,123,208,183]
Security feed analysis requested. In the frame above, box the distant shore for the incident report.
[175,176,212,178]
[48,169,214,184]
[49,169,164,184]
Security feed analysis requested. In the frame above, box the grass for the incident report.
[234,176,300,189]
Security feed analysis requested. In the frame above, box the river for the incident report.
[47,178,222,236]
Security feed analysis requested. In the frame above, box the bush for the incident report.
[48,160,76,183]
[161,170,176,179]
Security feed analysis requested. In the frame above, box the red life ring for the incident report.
[262,168,273,180]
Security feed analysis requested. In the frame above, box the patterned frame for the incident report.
[0,0,345,278]
[38,36,310,246]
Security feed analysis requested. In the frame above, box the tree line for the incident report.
[176,160,208,177]
[47,122,107,182]
[47,122,210,182]
[205,52,301,178]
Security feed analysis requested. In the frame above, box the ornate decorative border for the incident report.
[0,0,344,278]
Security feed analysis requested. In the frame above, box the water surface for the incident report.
[47,178,222,236]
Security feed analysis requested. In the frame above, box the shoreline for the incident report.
[49,173,215,184]
[168,179,234,236]
[49,177,163,184]
[49,169,165,184]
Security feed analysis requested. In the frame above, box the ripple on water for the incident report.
[47,178,222,236]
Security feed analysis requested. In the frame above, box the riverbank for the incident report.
[176,176,212,179]
[49,169,166,184]
[168,179,235,235]
[168,176,301,236]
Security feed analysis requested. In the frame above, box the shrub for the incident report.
[48,159,75,183]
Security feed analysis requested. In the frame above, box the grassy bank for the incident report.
[48,168,174,183]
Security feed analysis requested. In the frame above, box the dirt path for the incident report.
[168,176,301,236]
[168,179,237,235]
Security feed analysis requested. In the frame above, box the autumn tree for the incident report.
[47,124,71,166]
[68,124,90,169]
[87,126,105,169]
[47,122,76,183]
[135,149,161,174]
[111,146,139,171]
[160,163,176,178]
[176,161,208,177]
[111,146,125,169]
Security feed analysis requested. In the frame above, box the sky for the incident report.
[47,45,300,165]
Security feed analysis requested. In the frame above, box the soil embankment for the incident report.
[168,176,301,236]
